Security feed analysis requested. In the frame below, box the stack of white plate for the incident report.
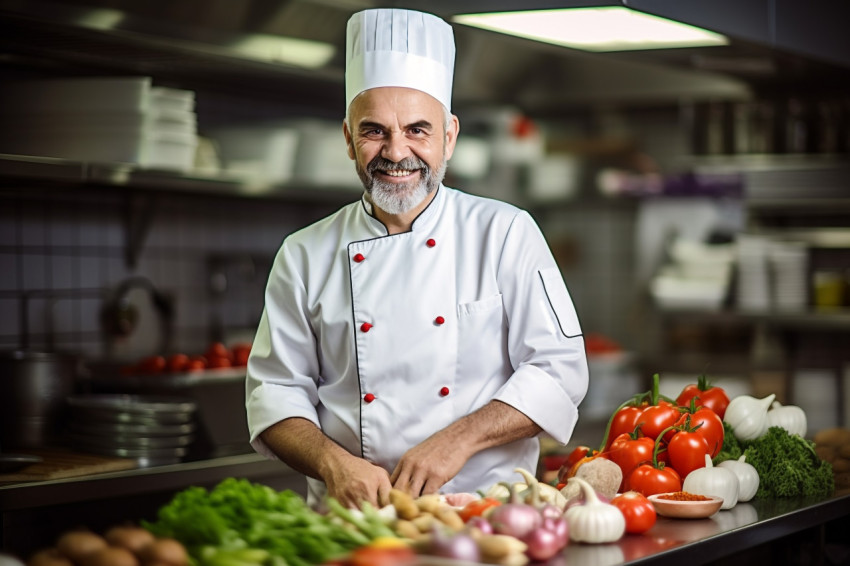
[0,77,198,171]
[735,234,772,311]
[66,394,197,466]
[769,241,809,311]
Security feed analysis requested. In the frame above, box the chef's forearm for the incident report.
[447,400,542,455]
[259,417,354,482]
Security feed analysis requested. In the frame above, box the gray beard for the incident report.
[358,155,447,215]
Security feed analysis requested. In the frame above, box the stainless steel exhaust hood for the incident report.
[1,0,848,116]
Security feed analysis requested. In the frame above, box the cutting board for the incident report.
[0,448,137,482]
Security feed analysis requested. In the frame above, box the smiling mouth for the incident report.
[380,169,418,178]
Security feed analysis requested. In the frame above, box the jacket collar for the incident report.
[359,184,445,236]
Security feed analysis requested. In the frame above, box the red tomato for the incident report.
[636,402,681,440]
[673,408,725,458]
[186,356,207,372]
[565,445,594,470]
[628,463,682,497]
[137,355,166,374]
[206,342,232,362]
[666,430,710,479]
[349,546,416,566]
[605,406,645,449]
[458,497,502,522]
[231,343,251,367]
[611,491,657,534]
[607,434,656,491]
[166,353,189,373]
[206,356,232,369]
[676,375,731,419]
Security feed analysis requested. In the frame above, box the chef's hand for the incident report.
[390,430,470,497]
[323,452,393,509]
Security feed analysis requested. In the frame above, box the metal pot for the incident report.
[0,350,78,450]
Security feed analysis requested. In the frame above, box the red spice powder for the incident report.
[657,491,713,501]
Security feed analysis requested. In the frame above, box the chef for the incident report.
[246,7,589,509]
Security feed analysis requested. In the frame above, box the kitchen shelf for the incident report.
[0,153,360,206]
[655,307,850,331]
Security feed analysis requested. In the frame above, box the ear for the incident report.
[443,114,460,161]
[342,120,355,160]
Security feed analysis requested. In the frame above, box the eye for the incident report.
[360,128,384,138]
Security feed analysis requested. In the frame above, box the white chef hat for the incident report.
[345,8,455,112]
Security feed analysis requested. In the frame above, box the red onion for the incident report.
[523,527,563,562]
[541,515,569,547]
[429,527,481,563]
[488,482,542,539]
[465,515,494,535]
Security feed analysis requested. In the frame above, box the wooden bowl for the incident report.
[648,493,723,519]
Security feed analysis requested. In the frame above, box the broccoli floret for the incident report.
[712,421,743,466]
[742,426,834,499]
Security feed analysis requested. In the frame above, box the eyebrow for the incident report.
[357,119,434,132]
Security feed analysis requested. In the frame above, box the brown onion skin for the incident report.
[55,531,108,564]
[79,546,138,566]
[104,526,155,556]
[26,548,73,566]
[138,539,188,566]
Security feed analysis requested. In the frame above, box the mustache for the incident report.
[366,155,429,176]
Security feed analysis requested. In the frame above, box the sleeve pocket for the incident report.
[539,267,582,338]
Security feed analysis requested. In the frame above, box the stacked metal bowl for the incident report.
[66,394,197,466]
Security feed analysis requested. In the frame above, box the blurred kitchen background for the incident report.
[1,0,850,465]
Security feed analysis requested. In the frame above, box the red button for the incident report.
[353,253,365,263]
[434,316,445,325]
[439,387,450,396]
[426,238,436,248]
[364,393,376,403]
[360,322,373,332]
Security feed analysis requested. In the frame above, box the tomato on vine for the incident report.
[626,419,683,497]
[600,373,677,450]
[607,429,656,492]
[637,401,681,441]
[666,427,710,479]
[675,375,731,419]
[667,401,725,458]
[629,463,682,497]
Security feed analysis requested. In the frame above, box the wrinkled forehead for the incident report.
[348,86,447,128]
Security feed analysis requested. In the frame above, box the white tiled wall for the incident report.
[0,191,327,360]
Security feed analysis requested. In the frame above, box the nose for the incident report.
[381,132,410,163]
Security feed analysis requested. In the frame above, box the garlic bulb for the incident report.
[718,455,760,502]
[565,477,625,543]
[683,454,739,510]
[766,401,807,438]
[724,393,776,441]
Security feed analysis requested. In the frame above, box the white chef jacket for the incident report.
[246,185,588,505]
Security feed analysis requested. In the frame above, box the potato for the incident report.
[138,539,188,566]
[834,471,850,489]
[389,489,420,520]
[411,513,436,533]
[813,427,850,447]
[393,519,423,541]
[415,494,441,514]
[79,546,138,566]
[832,458,850,473]
[815,445,836,462]
[55,531,107,564]
[26,549,72,566]
[434,505,464,531]
[104,526,155,556]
